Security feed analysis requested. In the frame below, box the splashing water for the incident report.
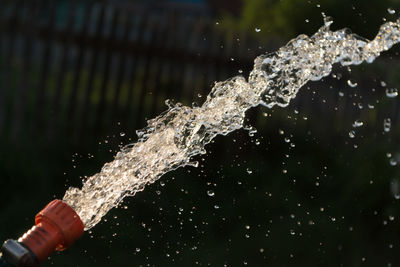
[63,18,400,230]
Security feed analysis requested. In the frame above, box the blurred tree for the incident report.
[219,0,400,40]
[207,0,242,16]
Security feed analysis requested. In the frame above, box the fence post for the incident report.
[124,9,149,134]
[66,0,95,140]
[108,10,132,130]
[31,0,56,136]
[93,5,119,132]
[47,0,77,140]
[74,3,106,143]
[10,0,41,141]
[0,0,21,137]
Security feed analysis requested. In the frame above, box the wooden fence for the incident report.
[0,0,262,146]
[1,0,400,149]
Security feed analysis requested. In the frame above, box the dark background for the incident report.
[1,0,400,266]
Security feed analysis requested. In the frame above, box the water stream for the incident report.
[63,17,400,230]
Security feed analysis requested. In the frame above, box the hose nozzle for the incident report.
[1,200,84,267]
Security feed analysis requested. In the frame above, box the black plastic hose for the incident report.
[0,256,10,267]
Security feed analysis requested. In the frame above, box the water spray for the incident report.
[0,200,84,267]
[1,17,400,266]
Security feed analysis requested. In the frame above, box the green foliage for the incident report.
[221,0,400,39]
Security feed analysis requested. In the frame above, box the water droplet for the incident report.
[214,205,219,209]
[136,248,141,252]
[245,225,250,230]
[165,99,174,108]
[388,8,396,15]
[305,19,310,23]
[255,27,261,32]
[383,118,391,132]
[347,79,358,87]
[246,168,253,174]
[290,229,295,235]
[390,158,397,166]
[207,190,215,197]
[349,130,355,138]
[386,88,398,98]
[238,69,243,74]
[380,81,387,87]
[323,16,333,27]
[352,120,364,128]
[120,132,126,137]
[246,126,257,137]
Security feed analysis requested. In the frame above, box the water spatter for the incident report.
[352,120,364,128]
[63,18,400,230]
[347,79,358,88]
[388,8,396,15]
[383,118,392,132]
[386,88,398,98]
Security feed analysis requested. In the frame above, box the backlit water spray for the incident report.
[63,17,400,230]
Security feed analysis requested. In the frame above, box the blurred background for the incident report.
[1,0,400,266]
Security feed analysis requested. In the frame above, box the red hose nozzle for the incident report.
[18,199,84,262]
